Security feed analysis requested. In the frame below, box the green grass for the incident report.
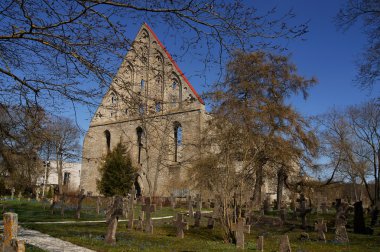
[2,199,380,251]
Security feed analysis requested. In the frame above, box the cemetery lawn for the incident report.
[3,199,380,251]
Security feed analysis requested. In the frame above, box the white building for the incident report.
[37,161,81,192]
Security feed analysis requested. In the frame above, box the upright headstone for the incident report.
[187,195,194,218]
[169,193,176,209]
[194,210,201,227]
[335,225,349,243]
[35,188,41,202]
[134,211,145,231]
[174,213,188,238]
[354,201,366,234]
[314,219,327,242]
[296,193,311,229]
[279,234,292,252]
[128,188,136,230]
[10,188,15,200]
[1,213,25,252]
[257,236,264,252]
[231,217,250,249]
[195,194,202,211]
[142,197,156,234]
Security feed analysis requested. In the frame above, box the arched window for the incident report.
[136,127,144,164]
[104,130,111,153]
[140,79,145,89]
[174,122,182,162]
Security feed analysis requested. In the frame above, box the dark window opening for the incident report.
[104,130,111,153]
[63,172,71,185]
[136,127,144,164]
[174,123,182,162]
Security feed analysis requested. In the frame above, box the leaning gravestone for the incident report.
[105,196,124,245]
[257,235,264,252]
[279,234,292,252]
[314,219,327,242]
[0,213,25,252]
[174,213,188,238]
[335,225,349,243]
[231,217,250,249]
[76,189,86,219]
[142,197,156,234]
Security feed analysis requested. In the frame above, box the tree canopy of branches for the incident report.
[336,0,380,91]
[0,0,308,111]
[317,99,380,205]
[97,142,137,197]
[191,51,317,243]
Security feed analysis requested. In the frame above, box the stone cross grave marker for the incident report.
[174,213,188,238]
[187,195,194,218]
[335,225,349,243]
[279,234,291,252]
[169,193,176,209]
[195,194,202,211]
[231,217,250,249]
[257,235,264,252]
[128,188,136,230]
[1,212,25,252]
[315,219,327,242]
[296,193,311,229]
[10,188,15,200]
[142,197,156,234]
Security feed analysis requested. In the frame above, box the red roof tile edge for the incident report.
[143,23,205,105]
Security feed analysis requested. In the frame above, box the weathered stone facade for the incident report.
[80,23,207,196]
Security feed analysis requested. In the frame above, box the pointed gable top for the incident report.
[143,23,205,105]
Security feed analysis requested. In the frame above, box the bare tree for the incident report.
[336,0,380,91]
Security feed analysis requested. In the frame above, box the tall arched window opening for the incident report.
[174,122,182,162]
[104,130,111,153]
[136,127,144,164]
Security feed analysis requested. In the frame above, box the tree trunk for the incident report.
[276,168,285,210]
[253,166,263,205]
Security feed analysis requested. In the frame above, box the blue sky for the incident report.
[69,0,379,135]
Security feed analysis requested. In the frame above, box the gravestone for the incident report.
[128,188,136,230]
[335,202,352,227]
[296,193,311,229]
[105,196,124,245]
[142,197,156,234]
[122,197,128,219]
[194,210,201,227]
[335,225,349,243]
[314,219,327,242]
[35,188,41,202]
[370,205,379,227]
[174,213,188,238]
[195,194,202,211]
[257,235,264,252]
[354,201,366,234]
[76,189,86,219]
[169,194,176,209]
[207,217,215,229]
[0,212,25,252]
[321,202,328,214]
[96,196,101,215]
[17,192,21,201]
[279,234,291,252]
[263,196,270,215]
[231,217,250,249]
[134,212,145,231]
[187,195,194,218]
[10,188,15,200]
